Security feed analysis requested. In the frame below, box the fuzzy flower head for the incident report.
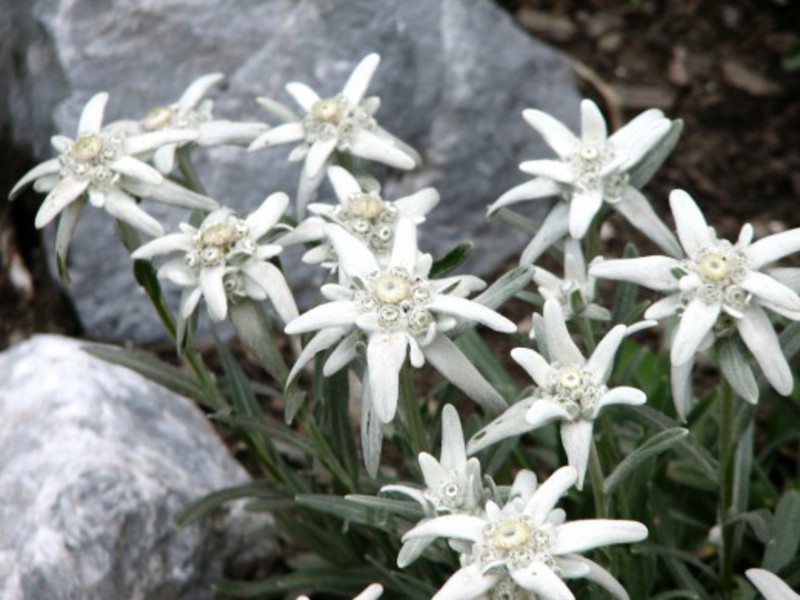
[9,92,216,238]
[132,192,298,330]
[590,190,800,416]
[468,299,646,489]
[492,100,682,264]
[279,166,439,268]
[402,466,647,600]
[135,73,267,174]
[249,54,420,212]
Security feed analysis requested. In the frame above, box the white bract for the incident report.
[131,192,298,333]
[490,99,681,265]
[249,54,419,212]
[297,583,383,600]
[279,165,439,268]
[468,299,646,489]
[9,92,216,237]
[135,73,267,173]
[746,569,799,600]
[285,220,515,475]
[590,190,800,417]
[402,466,647,600]
[532,239,610,326]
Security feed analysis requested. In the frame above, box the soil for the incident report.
[1,0,799,345]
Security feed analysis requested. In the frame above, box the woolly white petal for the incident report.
[178,73,223,111]
[570,556,630,600]
[428,295,516,333]
[736,305,793,395]
[519,159,574,184]
[467,398,536,455]
[327,165,362,202]
[525,399,571,430]
[745,569,800,600]
[349,129,416,170]
[248,122,305,150]
[432,563,500,600]
[511,347,552,388]
[34,177,89,229]
[544,299,585,366]
[746,228,800,269]
[581,100,607,144]
[670,190,712,257]
[157,257,196,287]
[586,324,627,381]
[78,92,109,135]
[124,129,199,154]
[394,188,440,218]
[103,189,164,237]
[361,369,384,478]
[569,188,604,239]
[342,53,380,105]
[742,271,800,312]
[199,266,227,321]
[522,108,579,158]
[9,158,61,200]
[616,118,670,170]
[520,202,570,265]
[246,192,290,240]
[367,332,408,423]
[402,514,486,544]
[614,187,682,258]
[305,137,338,178]
[440,404,467,473]
[241,261,298,324]
[596,387,646,413]
[590,256,681,292]
[324,223,379,280]
[645,294,683,320]
[553,520,648,554]
[110,155,164,184]
[286,326,348,385]
[285,82,320,112]
[560,421,594,490]
[389,218,418,273]
[323,331,360,376]
[488,178,561,214]
[671,299,720,365]
[671,359,694,422]
[285,301,359,334]
[524,466,577,523]
[510,563,575,600]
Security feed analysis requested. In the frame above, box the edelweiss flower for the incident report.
[298,583,383,600]
[590,190,800,417]
[135,73,267,173]
[468,299,646,489]
[285,220,515,474]
[532,239,610,326]
[402,466,647,600]
[131,192,298,331]
[249,54,419,212]
[9,92,216,237]
[490,99,682,265]
[746,569,799,600]
[278,165,439,268]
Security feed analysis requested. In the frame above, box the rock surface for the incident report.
[0,335,272,599]
[4,0,580,341]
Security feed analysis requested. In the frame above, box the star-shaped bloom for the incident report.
[285,220,515,474]
[746,569,799,600]
[249,54,420,212]
[278,165,439,269]
[402,466,647,600]
[532,239,610,327]
[490,99,682,265]
[131,192,298,335]
[134,73,267,173]
[9,92,217,238]
[590,190,800,418]
[467,299,646,489]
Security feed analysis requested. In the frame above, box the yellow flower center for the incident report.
[580,145,600,161]
[347,194,383,221]
[490,519,533,551]
[373,273,412,304]
[142,106,174,130]
[559,367,584,391]
[698,251,731,283]
[200,223,239,250]
[73,134,104,162]
[311,98,341,123]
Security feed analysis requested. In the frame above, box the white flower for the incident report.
[402,466,647,600]
[590,190,800,418]
[249,54,420,212]
[278,165,439,269]
[9,92,217,237]
[746,569,799,600]
[467,299,646,489]
[135,73,267,173]
[532,239,610,326]
[297,583,383,600]
[490,99,681,265]
[285,220,515,474]
[131,192,298,331]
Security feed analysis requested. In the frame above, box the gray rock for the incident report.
[0,335,274,599]
[6,0,580,341]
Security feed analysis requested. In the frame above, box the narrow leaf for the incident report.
[763,490,800,572]
[177,480,280,526]
[605,427,688,495]
[430,242,473,278]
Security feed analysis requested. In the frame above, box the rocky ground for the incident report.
[1,0,798,349]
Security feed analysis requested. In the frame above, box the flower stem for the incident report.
[400,364,428,456]
[177,147,207,195]
[719,382,736,596]
[589,438,607,518]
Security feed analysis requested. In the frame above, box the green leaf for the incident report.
[763,490,800,572]
[430,242,473,278]
[176,480,280,526]
[724,509,773,544]
[82,344,211,408]
[215,567,378,597]
[604,427,688,495]
[284,389,307,425]
[782,41,800,71]
[228,299,289,385]
[345,494,425,521]
[610,243,641,324]
[295,494,396,531]
[473,265,535,311]
[493,207,541,237]
[306,417,358,492]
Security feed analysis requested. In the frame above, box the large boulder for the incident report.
[5,0,580,341]
[0,335,274,599]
